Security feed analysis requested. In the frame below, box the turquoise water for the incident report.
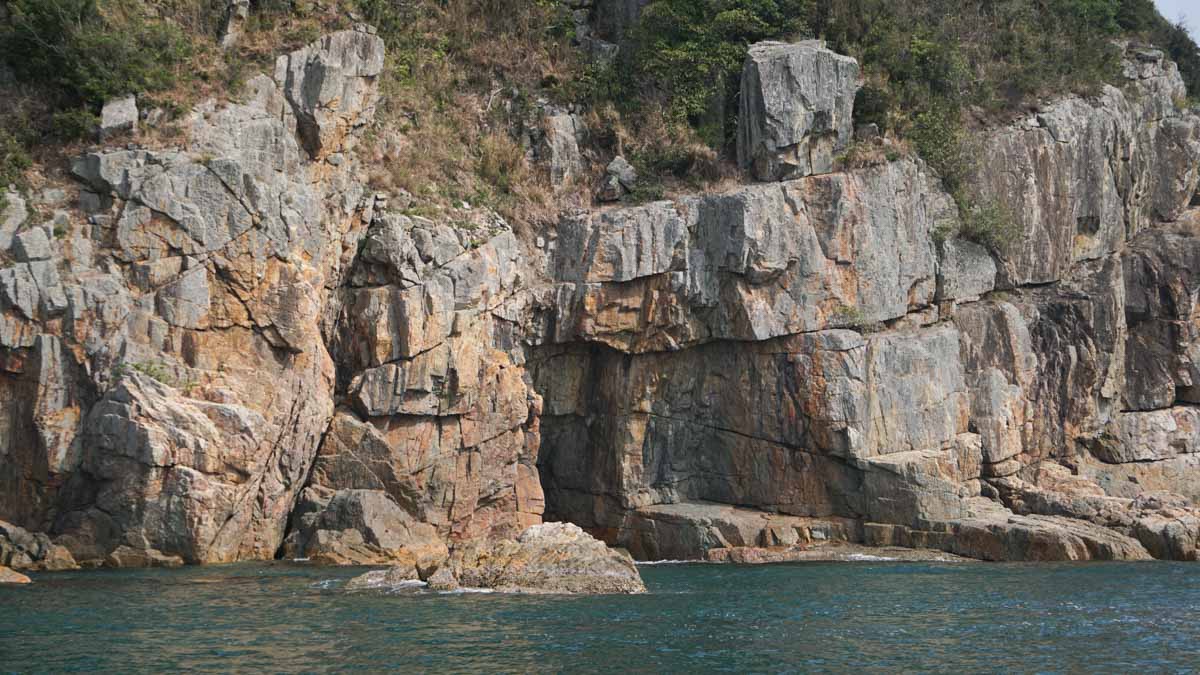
[2,561,1198,673]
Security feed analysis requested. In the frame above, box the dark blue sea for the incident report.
[2,560,1198,672]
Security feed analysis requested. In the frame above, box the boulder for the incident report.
[219,0,250,50]
[737,41,860,181]
[1,519,77,571]
[1,189,26,250]
[99,95,137,140]
[0,565,31,584]
[606,155,638,190]
[344,564,426,591]
[283,488,449,574]
[12,227,52,262]
[444,522,645,594]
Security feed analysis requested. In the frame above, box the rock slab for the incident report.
[737,40,860,181]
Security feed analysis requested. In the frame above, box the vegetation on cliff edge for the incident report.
[0,0,1196,241]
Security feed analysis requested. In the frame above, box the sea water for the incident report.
[2,561,1198,672]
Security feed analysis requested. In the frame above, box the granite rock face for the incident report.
[0,29,373,566]
[282,487,448,571]
[977,45,1200,287]
[439,522,646,593]
[550,158,952,351]
[529,43,1200,563]
[2,33,1200,570]
[737,41,861,181]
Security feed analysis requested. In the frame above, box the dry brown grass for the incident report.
[361,0,585,233]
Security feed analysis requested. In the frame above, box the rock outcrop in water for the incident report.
[1,26,1199,570]
[430,522,646,594]
[0,565,31,584]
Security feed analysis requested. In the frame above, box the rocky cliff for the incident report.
[3,21,1200,571]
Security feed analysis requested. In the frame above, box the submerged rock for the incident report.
[344,565,426,591]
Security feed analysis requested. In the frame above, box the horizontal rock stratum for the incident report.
[1,28,1200,572]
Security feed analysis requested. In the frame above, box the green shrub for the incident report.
[959,200,1021,252]
[0,128,33,195]
[623,0,812,147]
[50,108,101,142]
[1,0,192,110]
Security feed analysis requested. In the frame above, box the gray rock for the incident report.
[737,41,860,181]
[1,189,26,250]
[1,519,77,572]
[275,27,386,159]
[1123,223,1200,409]
[936,238,996,301]
[12,227,51,262]
[446,522,646,594]
[219,0,250,50]
[100,95,138,140]
[344,565,423,591]
[1092,408,1200,464]
[977,46,1200,286]
[544,112,585,187]
[595,173,624,202]
[552,159,947,350]
[283,487,448,571]
[606,155,638,190]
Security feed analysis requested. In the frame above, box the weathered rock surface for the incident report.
[276,25,385,160]
[439,522,646,593]
[737,41,860,181]
[1,189,27,250]
[0,565,32,584]
[283,487,448,571]
[0,29,373,567]
[977,44,1200,286]
[550,158,951,351]
[2,33,1199,571]
[1,519,77,571]
[100,96,138,140]
[529,44,1200,563]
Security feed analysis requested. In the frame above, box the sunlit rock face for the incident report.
[1,28,1199,569]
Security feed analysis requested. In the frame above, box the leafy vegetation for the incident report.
[348,0,581,227]
[1,0,195,124]
[0,0,1195,237]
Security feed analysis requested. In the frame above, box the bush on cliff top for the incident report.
[1,0,194,113]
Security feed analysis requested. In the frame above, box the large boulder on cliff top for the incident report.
[737,40,860,181]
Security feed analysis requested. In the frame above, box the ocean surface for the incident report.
[2,559,1198,673]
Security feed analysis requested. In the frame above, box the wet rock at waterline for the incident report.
[345,523,645,594]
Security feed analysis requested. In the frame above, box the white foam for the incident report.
[844,553,900,562]
[439,587,496,594]
[356,578,428,590]
[635,559,699,566]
